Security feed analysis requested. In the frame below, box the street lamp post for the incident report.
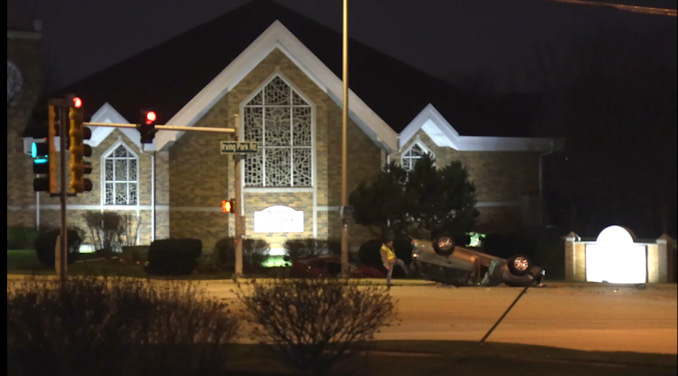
[341,0,350,276]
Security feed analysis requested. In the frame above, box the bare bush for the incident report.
[7,276,240,376]
[237,277,397,376]
[83,211,124,256]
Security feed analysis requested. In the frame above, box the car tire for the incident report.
[507,255,532,276]
[432,234,456,256]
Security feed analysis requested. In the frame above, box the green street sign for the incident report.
[220,140,258,154]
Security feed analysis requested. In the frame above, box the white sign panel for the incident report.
[254,205,304,233]
[586,225,647,284]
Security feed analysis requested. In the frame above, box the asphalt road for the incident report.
[204,279,677,354]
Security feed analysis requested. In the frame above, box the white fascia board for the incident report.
[155,20,397,153]
[402,103,553,152]
[400,104,459,149]
[89,102,146,149]
[451,136,555,152]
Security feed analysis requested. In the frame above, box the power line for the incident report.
[549,0,677,16]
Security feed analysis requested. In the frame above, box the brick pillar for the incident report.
[647,243,661,283]
[565,232,580,281]
[657,234,676,283]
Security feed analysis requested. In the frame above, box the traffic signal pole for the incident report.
[52,100,69,280]
[85,122,235,134]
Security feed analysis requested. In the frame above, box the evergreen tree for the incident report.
[349,154,479,243]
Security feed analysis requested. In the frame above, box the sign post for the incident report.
[223,115,256,279]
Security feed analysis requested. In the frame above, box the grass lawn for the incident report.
[7,249,677,376]
[200,341,678,376]
[6,249,236,279]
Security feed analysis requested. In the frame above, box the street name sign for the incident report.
[220,141,258,154]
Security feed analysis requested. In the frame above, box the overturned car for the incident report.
[411,234,544,287]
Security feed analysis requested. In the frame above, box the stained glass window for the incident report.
[103,144,138,205]
[244,76,312,187]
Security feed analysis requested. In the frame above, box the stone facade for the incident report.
[8,45,545,256]
[167,48,382,252]
[7,28,43,228]
[397,132,542,234]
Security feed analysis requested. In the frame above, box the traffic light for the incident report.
[138,109,157,143]
[32,104,57,193]
[222,199,235,214]
[68,96,93,193]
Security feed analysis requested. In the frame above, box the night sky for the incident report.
[8,0,677,94]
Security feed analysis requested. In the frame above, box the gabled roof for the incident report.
[401,104,553,152]
[154,20,398,151]
[41,0,540,150]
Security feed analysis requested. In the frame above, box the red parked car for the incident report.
[289,255,386,278]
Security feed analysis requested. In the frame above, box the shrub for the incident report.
[237,278,396,376]
[34,228,82,267]
[213,237,270,272]
[283,238,341,259]
[7,275,240,376]
[7,226,40,250]
[145,238,202,275]
[83,211,141,257]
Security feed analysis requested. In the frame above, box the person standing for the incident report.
[380,235,410,288]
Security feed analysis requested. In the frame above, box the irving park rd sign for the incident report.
[220,140,258,154]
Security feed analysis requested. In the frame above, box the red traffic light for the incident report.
[145,111,157,125]
[72,96,82,108]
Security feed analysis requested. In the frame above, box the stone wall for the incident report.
[395,132,542,234]
[168,48,382,253]
[7,30,43,228]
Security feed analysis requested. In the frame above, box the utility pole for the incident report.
[340,0,350,276]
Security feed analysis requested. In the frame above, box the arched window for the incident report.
[243,75,312,187]
[103,143,138,205]
[401,142,433,171]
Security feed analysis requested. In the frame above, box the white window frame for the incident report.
[241,72,315,188]
[100,139,139,206]
[401,140,433,171]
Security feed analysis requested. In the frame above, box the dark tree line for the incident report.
[354,24,677,241]
[534,25,676,238]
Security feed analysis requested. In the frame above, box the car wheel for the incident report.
[432,234,456,256]
[507,255,532,276]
